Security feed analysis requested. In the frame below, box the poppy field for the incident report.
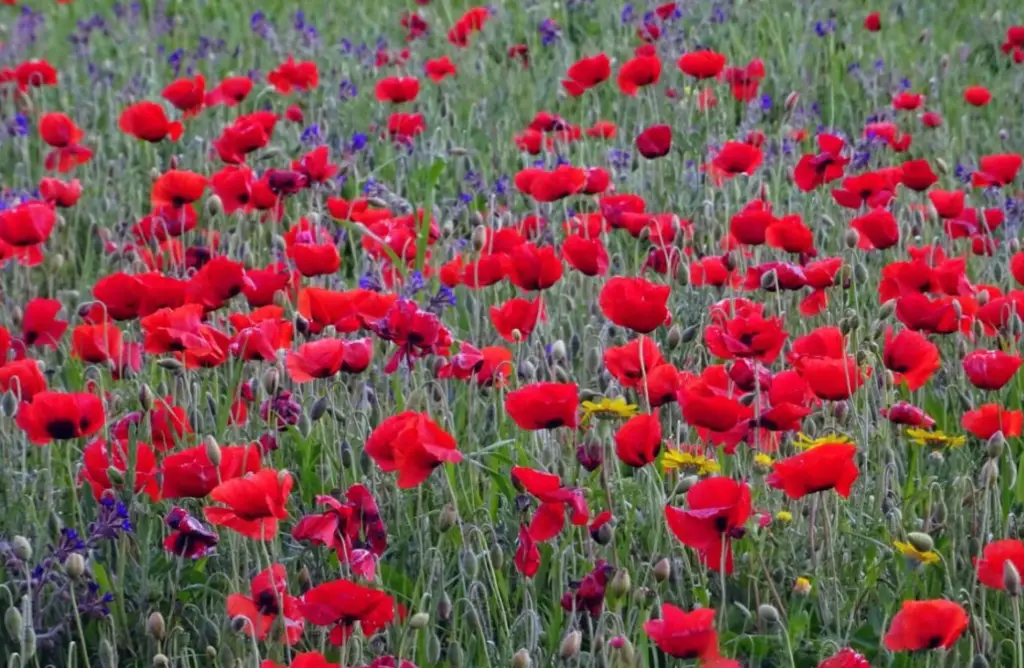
[3,0,1024,666]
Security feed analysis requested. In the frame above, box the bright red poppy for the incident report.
[364,411,462,488]
[512,466,589,541]
[599,276,670,333]
[963,349,1022,390]
[883,328,940,390]
[80,439,159,501]
[226,564,304,644]
[614,412,662,467]
[119,101,183,142]
[643,604,718,660]
[975,540,1024,590]
[766,443,859,499]
[665,477,751,573]
[883,600,967,651]
[204,468,292,540]
[16,391,105,445]
[300,578,397,645]
[505,382,578,430]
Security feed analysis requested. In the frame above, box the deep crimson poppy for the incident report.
[665,477,751,573]
[767,443,859,499]
[599,276,670,333]
[883,600,967,651]
[163,507,219,559]
[512,466,589,540]
[39,177,82,208]
[226,564,304,644]
[388,112,426,141]
[963,349,1022,390]
[636,124,672,159]
[881,401,936,428]
[490,296,545,341]
[505,382,578,430]
[677,50,726,78]
[962,403,1023,440]
[268,55,318,93]
[900,159,938,191]
[80,438,159,501]
[963,85,992,106]
[614,412,662,467]
[363,299,452,374]
[850,208,899,250]
[643,604,718,660]
[616,54,661,95]
[162,74,205,116]
[972,154,1022,188]
[300,578,397,646]
[22,297,67,347]
[364,411,462,488]
[14,59,57,91]
[514,524,541,577]
[119,102,183,142]
[375,76,420,104]
[562,53,611,95]
[292,485,386,578]
[204,468,292,540]
[975,540,1024,590]
[883,328,940,390]
[864,12,881,31]
[16,391,105,445]
[793,134,849,192]
[704,313,788,363]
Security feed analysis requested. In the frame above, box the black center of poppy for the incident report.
[256,590,280,615]
[714,516,729,532]
[24,331,38,345]
[171,196,186,208]
[46,419,77,440]
[544,418,565,429]
[927,636,943,649]
[237,194,249,204]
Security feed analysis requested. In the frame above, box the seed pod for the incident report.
[843,228,860,249]
[409,612,430,630]
[1,392,18,418]
[426,633,442,663]
[489,542,505,570]
[4,607,22,639]
[907,532,934,553]
[680,325,700,344]
[757,604,781,626]
[261,367,280,396]
[438,504,458,532]
[436,592,453,622]
[459,549,479,579]
[653,558,672,583]
[147,611,167,640]
[666,325,683,350]
[448,640,464,668]
[559,631,582,660]
[609,569,631,598]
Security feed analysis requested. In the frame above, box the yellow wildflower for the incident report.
[893,541,941,566]
[662,449,720,476]
[793,577,812,596]
[753,453,774,471]
[795,432,853,450]
[775,511,793,523]
[906,428,965,449]
[580,397,638,424]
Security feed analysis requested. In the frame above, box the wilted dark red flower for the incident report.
[505,382,578,430]
[513,466,589,541]
[164,507,219,559]
[881,401,936,428]
[665,476,751,573]
[363,299,452,374]
[364,411,462,488]
[643,604,718,660]
[16,391,105,445]
[292,485,386,579]
[636,124,672,159]
[766,443,859,499]
[883,600,967,651]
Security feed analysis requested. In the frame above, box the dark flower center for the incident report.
[46,419,78,440]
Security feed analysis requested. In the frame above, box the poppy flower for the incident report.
[562,53,611,95]
[514,524,541,577]
[704,313,788,363]
[204,468,292,540]
[214,114,274,164]
[300,578,397,646]
[364,411,462,488]
[677,50,726,79]
[388,112,426,141]
[864,12,881,31]
[162,74,206,116]
[975,540,1024,590]
[80,439,159,501]
[616,54,661,95]
[490,296,545,341]
[71,323,123,365]
[723,58,765,101]
[425,56,457,82]
[929,189,965,218]
[643,604,718,660]
[587,121,617,138]
[161,444,261,499]
[512,466,589,541]
[518,165,587,202]
[562,234,609,276]
[226,564,304,644]
[900,159,938,191]
[363,299,452,374]
[599,277,670,334]
[119,102,184,142]
[39,177,82,208]
[766,443,859,499]
[832,170,897,209]
[765,215,815,254]
[883,600,968,651]
[112,397,192,451]
[14,59,57,91]
[883,328,940,390]
[0,201,57,265]
[163,507,219,559]
[268,55,319,93]
[964,85,992,106]
[707,141,763,184]
[505,243,563,291]
[206,76,253,106]
[231,319,294,362]
[292,485,387,571]
[793,134,849,192]
[604,336,665,388]
[665,477,751,573]
[292,146,339,183]
[962,403,1023,440]
[892,92,925,110]
[972,154,1022,188]
[437,343,513,386]
[614,412,662,467]
[963,349,1022,390]
[152,170,208,209]
[286,338,373,382]
[850,208,899,250]
[636,124,672,159]
[819,649,870,668]
[16,391,105,445]
[505,382,578,430]
[0,359,48,402]
[22,297,67,347]
[375,76,420,104]
[39,112,83,148]
[881,401,936,428]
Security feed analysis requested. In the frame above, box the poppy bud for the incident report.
[553,365,572,383]
[205,194,223,217]
[757,604,781,626]
[511,649,531,668]
[459,548,478,579]
[443,640,463,668]
[518,359,536,381]
[261,367,280,396]
[981,459,999,488]
[843,228,860,249]
[156,358,184,372]
[204,647,217,660]
[64,553,86,580]
[759,269,779,291]
[653,557,672,582]
[471,225,488,251]
[853,262,869,284]
[784,91,800,109]
[153,653,170,668]
[297,411,312,437]
[99,639,117,668]
[722,251,737,271]
[1005,560,1021,596]
[490,542,505,570]
[11,536,31,562]
[409,612,430,630]
[201,436,221,467]
[973,655,989,668]
[105,467,124,487]
[4,607,22,640]
[594,523,613,545]
[550,339,567,363]
[436,591,453,622]
[680,325,700,344]
[674,261,690,286]
[1,391,19,418]
[907,532,934,553]
[559,630,582,660]
[609,569,631,598]
[147,612,166,641]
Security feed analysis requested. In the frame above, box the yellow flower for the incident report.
[906,428,965,449]
[775,511,793,523]
[662,449,720,476]
[893,541,941,566]
[580,397,638,424]
[794,432,853,450]
[753,453,774,471]
[793,577,812,596]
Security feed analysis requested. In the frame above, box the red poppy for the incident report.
[599,277,670,334]
[39,112,83,148]
[562,234,609,276]
[505,382,578,430]
[900,159,938,191]
[39,177,81,208]
[604,336,665,388]
[636,124,672,159]
[388,112,426,141]
[831,170,897,209]
[883,600,967,651]
[707,141,763,184]
[616,54,661,95]
[162,74,205,116]
[792,342,865,400]
[297,287,396,334]
[892,92,925,110]
[864,12,881,31]
[677,50,726,79]
[80,439,159,501]
[364,411,462,488]
[614,412,662,467]
[962,403,1023,440]
[22,297,67,347]
[517,165,587,202]
[975,539,1024,590]
[643,604,718,660]
[214,114,274,164]
[883,327,940,390]
[292,146,339,183]
[765,215,815,254]
[152,170,207,209]
[881,402,936,429]
[850,208,899,250]
[204,468,292,539]
[929,189,965,218]
[514,524,541,577]
[16,391,105,445]
[704,313,788,363]
[665,477,751,573]
[268,55,319,93]
[512,466,589,541]
[490,296,545,341]
[0,201,57,265]
[562,53,611,95]
[206,76,253,106]
[963,349,1022,390]
[793,134,849,192]
[0,359,47,402]
[819,649,870,668]
[964,85,992,106]
[587,121,618,139]
[286,338,373,382]
[226,564,304,644]
[767,443,859,499]
[71,323,123,365]
[375,76,420,103]
[437,343,513,386]
[425,56,457,82]
[363,299,451,374]
[972,154,1022,188]
[161,444,260,499]
[119,101,183,142]
[292,485,387,570]
[14,59,58,91]
[300,578,397,646]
